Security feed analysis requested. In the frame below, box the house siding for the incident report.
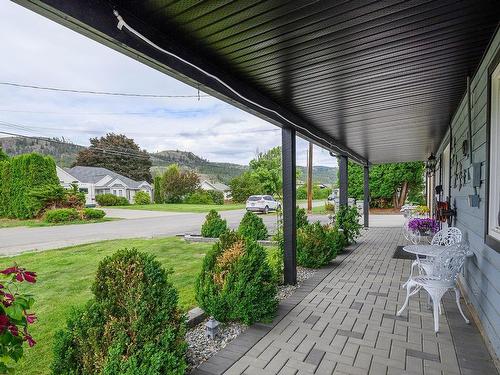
[436,28,500,357]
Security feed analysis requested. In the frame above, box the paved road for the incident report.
[0,205,403,256]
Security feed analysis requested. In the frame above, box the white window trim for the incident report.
[489,62,500,241]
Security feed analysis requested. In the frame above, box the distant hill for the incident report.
[0,136,84,167]
[150,150,248,184]
[0,137,337,185]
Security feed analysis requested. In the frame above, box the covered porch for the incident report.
[12,1,500,373]
[194,227,497,375]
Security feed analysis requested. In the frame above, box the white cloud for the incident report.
[0,1,337,169]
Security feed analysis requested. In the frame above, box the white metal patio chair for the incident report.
[397,244,469,332]
[403,227,462,287]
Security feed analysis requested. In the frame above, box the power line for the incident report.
[0,81,210,98]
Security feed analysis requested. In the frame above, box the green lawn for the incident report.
[0,217,115,229]
[112,202,246,213]
[0,237,212,375]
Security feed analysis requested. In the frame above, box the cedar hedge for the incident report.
[0,153,60,219]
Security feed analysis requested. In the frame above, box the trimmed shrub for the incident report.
[184,190,213,205]
[134,191,151,205]
[296,207,309,229]
[52,249,187,375]
[195,232,278,324]
[44,208,80,223]
[238,211,268,241]
[206,190,224,205]
[266,246,283,284]
[335,206,363,244]
[201,209,228,238]
[116,196,130,205]
[297,222,338,268]
[96,193,118,206]
[96,194,130,206]
[82,208,106,220]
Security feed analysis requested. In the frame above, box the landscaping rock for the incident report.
[186,319,246,372]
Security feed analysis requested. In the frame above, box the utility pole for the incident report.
[307,142,313,214]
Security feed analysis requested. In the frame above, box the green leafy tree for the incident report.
[75,133,152,182]
[161,164,199,203]
[341,161,425,208]
[229,171,264,203]
[249,147,282,197]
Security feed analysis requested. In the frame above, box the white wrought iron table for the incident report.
[403,244,474,258]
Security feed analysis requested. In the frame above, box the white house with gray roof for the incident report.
[56,166,152,205]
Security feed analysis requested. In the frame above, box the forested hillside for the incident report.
[0,137,337,185]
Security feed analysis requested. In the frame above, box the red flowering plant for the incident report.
[0,265,37,373]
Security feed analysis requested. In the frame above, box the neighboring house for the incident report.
[200,180,231,200]
[56,166,153,205]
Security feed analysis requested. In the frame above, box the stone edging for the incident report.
[184,235,277,247]
[191,241,362,375]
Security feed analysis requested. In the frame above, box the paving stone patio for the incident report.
[193,227,498,375]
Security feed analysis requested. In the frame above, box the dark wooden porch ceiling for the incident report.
[15,0,500,163]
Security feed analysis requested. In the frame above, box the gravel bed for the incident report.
[277,266,316,300]
[186,319,246,372]
[186,266,317,372]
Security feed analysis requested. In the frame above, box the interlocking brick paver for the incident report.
[192,228,497,375]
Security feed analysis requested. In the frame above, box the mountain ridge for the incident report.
[0,136,337,185]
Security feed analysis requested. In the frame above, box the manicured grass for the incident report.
[0,237,212,375]
[0,217,115,228]
[311,205,334,215]
[112,202,246,213]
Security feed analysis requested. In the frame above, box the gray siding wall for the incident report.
[436,28,500,357]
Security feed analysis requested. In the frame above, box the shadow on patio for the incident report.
[193,227,498,375]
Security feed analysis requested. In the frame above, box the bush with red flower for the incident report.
[0,265,37,373]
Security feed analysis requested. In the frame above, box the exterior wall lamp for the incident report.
[426,153,437,177]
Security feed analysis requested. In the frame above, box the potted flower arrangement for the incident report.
[408,217,439,236]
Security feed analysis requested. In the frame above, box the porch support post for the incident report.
[282,127,297,285]
[338,155,348,206]
[363,165,369,228]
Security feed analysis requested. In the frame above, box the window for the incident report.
[488,61,500,244]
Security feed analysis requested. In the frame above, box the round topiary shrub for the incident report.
[201,209,228,238]
[195,231,278,325]
[238,211,268,241]
[52,249,187,375]
[297,222,339,268]
[134,191,151,205]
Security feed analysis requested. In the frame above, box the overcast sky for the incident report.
[0,1,337,167]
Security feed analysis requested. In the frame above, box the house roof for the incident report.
[201,180,230,192]
[64,166,149,189]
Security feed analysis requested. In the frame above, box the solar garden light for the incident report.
[205,318,220,340]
